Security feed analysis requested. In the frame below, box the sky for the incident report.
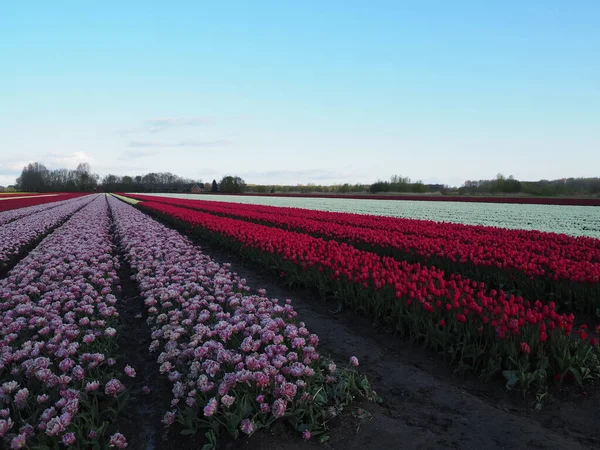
[1,1,599,187]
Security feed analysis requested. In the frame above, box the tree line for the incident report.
[247,174,600,197]
[13,162,249,194]
[10,162,600,197]
[245,175,445,195]
[16,162,99,192]
[99,173,248,193]
[458,174,600,196]
[100,172,203,193]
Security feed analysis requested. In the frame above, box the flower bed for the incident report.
[0,195,129,449]
[107,196,375,446]
[0,195,96,272]
[0,194,92,226]
[125,191,600,206]
[0,193,48,198]
[124,194,600,313]
[136,200,600,393]
[0,193,91,214]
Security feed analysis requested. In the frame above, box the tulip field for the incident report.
[124,195,600,313]
[0,193,90,214]
[137,193,600,238]
[1,193,599,449]
[0,194,374,449]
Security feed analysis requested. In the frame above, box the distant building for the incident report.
[191,184,203,194]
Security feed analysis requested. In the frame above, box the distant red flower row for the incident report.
[170,192,600,206]
[124,195,600,288]
[0,193,46,198]
[0,193,91,212]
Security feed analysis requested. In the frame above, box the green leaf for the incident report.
[502,370,519,390]
[569,367,583,386]
[180,429,196,436]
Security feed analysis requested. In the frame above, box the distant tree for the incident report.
[73,163,99,191]
[389,174,411,192]
[142,172,159,185]
[504,175,522,193]
[338,183,351,193]
[219,175,246,193]
[411,180,427,193]
[102,174,120,186]
[211,179,219,192]
[16,162,48,192]
[370,180,390,193]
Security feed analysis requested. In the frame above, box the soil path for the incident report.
[107,199,175,450]
[180,235,599,450]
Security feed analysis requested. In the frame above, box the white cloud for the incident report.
[238,169,369,184]
[8,161,30,171]
[116,117,214,136]
[0,175,17,186]
[143,117,213,132]
[43,152,94,169]
[128,140,232,148]
[118,149,161,160]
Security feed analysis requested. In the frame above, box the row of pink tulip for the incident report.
[0,193,91,215]
[0,195,91,226]
[0,195,95,272]
[0,195,129,448]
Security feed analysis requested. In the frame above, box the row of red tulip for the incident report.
[0,193,91,213]
[0,193,44,198]
[163,192,600,206]
[137,200,600,392]
[124,194,600,313]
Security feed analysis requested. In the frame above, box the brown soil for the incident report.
[111,219,600,450]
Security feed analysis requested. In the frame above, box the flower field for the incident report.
[0,193,90,214]
[131,199,599,388]
[138,193,600,238]
[0,195,127,448]
[0,195,95,273]
[0,194,374,449]
[0,193,45,198]
[124,195,600,314]
[1,193,599,449]
[130,191,600,206]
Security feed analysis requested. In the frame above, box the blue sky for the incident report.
[1,1,598,187]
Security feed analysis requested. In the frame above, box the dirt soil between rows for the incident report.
[112,216,600,450]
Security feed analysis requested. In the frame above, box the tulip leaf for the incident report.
[180,429,196,436]
[569,367,583,386]
[502,370,519,390]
